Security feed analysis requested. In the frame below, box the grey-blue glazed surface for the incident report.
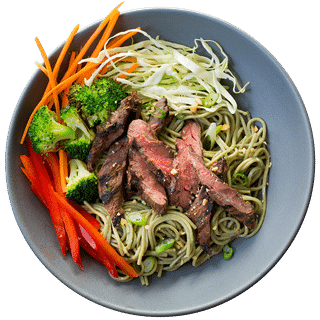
[6,8,315,316]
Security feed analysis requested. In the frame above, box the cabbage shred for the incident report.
[80,29,249,115]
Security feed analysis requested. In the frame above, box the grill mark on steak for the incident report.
[186,186,214,255]
[127,119,174,186]
[177,139,256,229]
[127,148,168,215]
[87,92,138,172]
[210,158,228,181]
[168,121,203,210]
[97,136,129,227]
[147,98,171,135]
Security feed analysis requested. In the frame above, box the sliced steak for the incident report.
[87,92,137,172]
[210,158,228,181]
[127,148,168,215]
[181,120,203,157]
[178,139,256,229]
[168,121,203,210]
[127,119,174,186]
[187,186,214,255]
[97,136,129,227]
[147,98,170,135]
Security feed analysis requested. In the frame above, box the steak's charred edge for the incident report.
[178,140,256,229]
[130,137,169,186]
[187,186,214,254]
[97,137,129,227]
[147,98,171,135]
[127,147,168,216]
[210,158,228,181]
[87,93,136,172]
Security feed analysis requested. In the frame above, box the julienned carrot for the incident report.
[61,51,77,108]
[54,192,138,278]
[58,149,68,192]
[52,25,80,81]
[20,62,97,145]
[61,3,123,83]
[118,63,140,79]
[35,37,60,119]
[76,10,121,84]
[42,25,80,98]
[91,10,120,60]
[106,27,141,49]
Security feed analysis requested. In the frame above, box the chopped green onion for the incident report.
[231,173,248,186]
[176,113,185,120]
[143,256,157,273]
[216,124,223,135]
[142,103,153,110]
[223,244,233,260]
[125,212,147,226]
[155,238,175,254]
[150,105,167,119]
[203,92,219,107]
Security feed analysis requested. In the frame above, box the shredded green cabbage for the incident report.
[80,29,249,115]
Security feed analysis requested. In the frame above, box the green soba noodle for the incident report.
[84,104,271,286]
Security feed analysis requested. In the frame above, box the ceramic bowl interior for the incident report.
[6,8,315,317]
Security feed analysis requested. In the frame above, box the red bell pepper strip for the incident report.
[78,224,97,250]
[71,202,100,230]
[26,148,67,256]
[54,192,138,278]
[44,152,65,195]
[76,224,118,278]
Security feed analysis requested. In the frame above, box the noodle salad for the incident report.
[20,4,270,286]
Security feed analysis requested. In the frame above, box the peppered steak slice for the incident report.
[127,148,168,215]
[97,136,129,227]
[147,98,170,135]
[87,92,137,172]
[187,186,214,254]
[178,139,256,229]
[127,119,174,186]
[168,121,203,210]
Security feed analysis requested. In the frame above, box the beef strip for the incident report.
[168,121,203,210]
[210,158,228,181]
[176,139,256,229]
[186,186,214,255]
[127,148,168,215]
[97,136,129,227]
[127,119,174,186]
[87,92,138,172]
[147,98,171,135]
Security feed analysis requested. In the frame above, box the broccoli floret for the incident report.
[60,104,96,160]
[65,159,99,204]
[28,105,76,154]
[63,133,92,161]
[68,77,127,127]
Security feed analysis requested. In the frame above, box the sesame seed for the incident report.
[171,168,178,175]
